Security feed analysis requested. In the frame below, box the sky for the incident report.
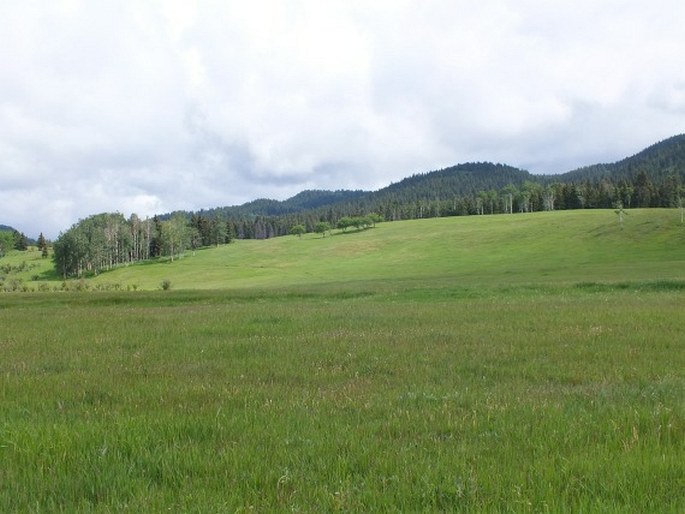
[1,1,684,239]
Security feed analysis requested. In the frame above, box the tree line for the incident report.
[368,171,684,221]
[217,169,684,234]
[52,212,235,278]
[50,210,389,278]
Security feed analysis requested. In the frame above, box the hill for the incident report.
[49,209,683,291]
[556,134,685,183]
[373,162,534,200]
[195,189,368,219]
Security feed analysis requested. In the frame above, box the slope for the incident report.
[76,209,685,292]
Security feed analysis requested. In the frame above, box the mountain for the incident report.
[188,163,535,222]
[206,134,685,220]
[555,134,685,183]
[363,135,685,203]
[161,133,685,236]
[0,224,18,232]
[193,189,368,219]
[370,162,534,201]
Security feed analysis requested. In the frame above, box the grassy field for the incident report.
[93,208,685,290]
[4,209,684,292]
[1,210,684,511]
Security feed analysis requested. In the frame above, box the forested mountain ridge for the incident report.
[554,134,685,183]
[195,189,368,219]
[199,163,536,220]
[374,162,534,200]
[134,133,685,254]
[190,134,685,221]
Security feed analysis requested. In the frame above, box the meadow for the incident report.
[1,210,684,512]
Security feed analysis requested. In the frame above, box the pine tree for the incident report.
[37,232,49,258]
[13,230,28,251]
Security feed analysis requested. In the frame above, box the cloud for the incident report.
[1,0,684,238]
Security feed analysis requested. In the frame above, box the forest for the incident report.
[50,213,233,279]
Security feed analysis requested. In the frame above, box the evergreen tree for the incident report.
[37,232,49,258]
[149,216,164,258]
[13,230,28,251]
[633,170,655,207]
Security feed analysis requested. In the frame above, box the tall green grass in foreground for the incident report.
[2,286,683,511]
[1,210,684,511]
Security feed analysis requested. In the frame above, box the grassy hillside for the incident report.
[82,208,685,291]
[2,209,684,292]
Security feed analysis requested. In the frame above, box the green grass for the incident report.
[1,209,684,511]
[81,209,685,291]
[3,209,684,292]
[0,247,56,289]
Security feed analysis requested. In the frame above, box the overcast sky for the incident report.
[2,0,684,238]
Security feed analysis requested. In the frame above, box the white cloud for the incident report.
[1,0,684,238]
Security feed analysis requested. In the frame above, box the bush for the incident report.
[161,279,172,291]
